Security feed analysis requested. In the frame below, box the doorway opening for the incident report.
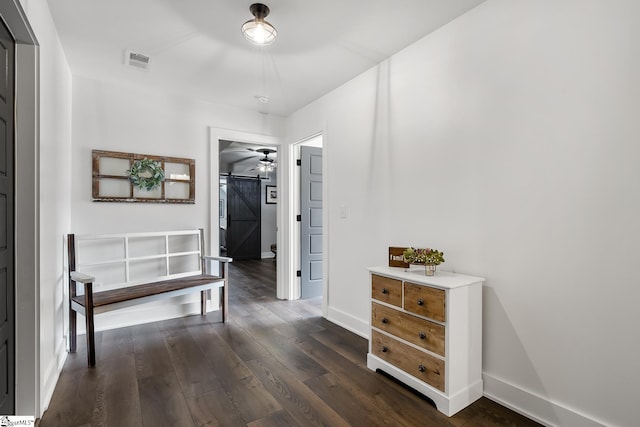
[209,127,325,306]
[210,128,282,299]
[219,140,278,263]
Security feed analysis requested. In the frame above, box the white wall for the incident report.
[261,175,277,258]
[287,1,640,426]
[16,0,73,417]
[70,75,285,331]
[71,76,284,235]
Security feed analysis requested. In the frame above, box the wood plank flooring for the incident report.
[40,259,540,427]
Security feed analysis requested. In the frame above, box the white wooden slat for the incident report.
[73,230,206,285]
[74,229,201,240]
[124,235,130,283]
[164,234,170,276]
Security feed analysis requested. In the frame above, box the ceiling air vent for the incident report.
[124,50,151,71]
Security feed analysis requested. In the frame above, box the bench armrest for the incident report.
[202,256,232,279]
[70,271,95,284]
[203,255,233,263]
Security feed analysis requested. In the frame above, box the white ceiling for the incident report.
[47,0,485,117]
[219,140,277,175]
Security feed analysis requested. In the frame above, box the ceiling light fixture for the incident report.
[256,148,277,173]
[241,3,277,46]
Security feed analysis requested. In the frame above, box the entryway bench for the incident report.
[67,229,232,367]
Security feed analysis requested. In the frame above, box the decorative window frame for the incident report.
[92,149,195,203]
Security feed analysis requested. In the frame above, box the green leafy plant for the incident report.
[127,158,165,191]
[403,247,445,265]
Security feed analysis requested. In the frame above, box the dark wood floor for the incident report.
[40,259,540,427]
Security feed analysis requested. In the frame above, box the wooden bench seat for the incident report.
[71,274,224,308]
[68,229,231,367]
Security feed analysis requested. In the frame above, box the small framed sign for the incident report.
[389,247,409,268]
[266,185,277,204]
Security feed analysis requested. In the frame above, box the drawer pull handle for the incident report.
[417,298,424,306]
[418,332,427,340]
[381,317,389,324]
[381,288,389,294]
[418,364,426,372]
[381,346,388,353]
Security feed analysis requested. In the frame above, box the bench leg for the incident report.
[85,314,96,367]
[83,283,96,367]
[221,261,229,323]
[221,280,228,323]
[200,290,207,315]
[69,308,77,353]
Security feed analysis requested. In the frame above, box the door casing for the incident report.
[209,128,327,313]
[0,0,40,416]
[0,14,17,415]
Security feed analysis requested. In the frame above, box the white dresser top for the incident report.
[368,266,484,290]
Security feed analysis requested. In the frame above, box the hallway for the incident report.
[40,260,538,426]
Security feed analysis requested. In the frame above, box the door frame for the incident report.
[210,128,328,313]
[209,128,287,296]
[0,0,40,416]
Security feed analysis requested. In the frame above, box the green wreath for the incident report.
[127,158,165,191]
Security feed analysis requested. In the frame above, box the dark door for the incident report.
[226,176,261,260]
[0,17,15,415]
[300,146,323,299]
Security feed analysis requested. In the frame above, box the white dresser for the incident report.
[367,266,484,416]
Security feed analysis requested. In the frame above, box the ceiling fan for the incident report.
[256,148,277,172]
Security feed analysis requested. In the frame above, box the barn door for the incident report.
[226,176,261,260]
[0,17,16,414]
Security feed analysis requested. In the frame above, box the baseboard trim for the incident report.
[261,251,275,259]
[483,373,609,427]
[40,339,67,415]
[326,306,369,339]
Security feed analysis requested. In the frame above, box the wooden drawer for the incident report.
[404,282,446,322]
[371,274,402,307]
[371,302,445,356]
[371,330,445,392]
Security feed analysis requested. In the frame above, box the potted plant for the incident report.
[403,247,445,276]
